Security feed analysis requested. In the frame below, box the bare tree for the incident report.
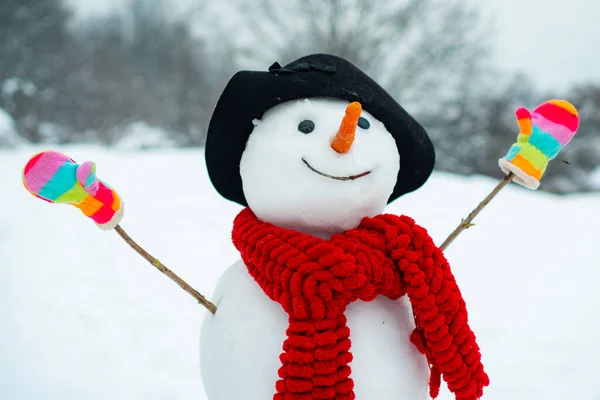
[115,0,236,145]
[422,71,540,175]
[0,0,73,142]
[205,0,491,113]
[49,0,236,146]
[542,83,600,193]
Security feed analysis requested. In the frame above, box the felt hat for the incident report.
[205,53,435,206]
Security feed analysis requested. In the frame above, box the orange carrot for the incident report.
[331,102,362,154]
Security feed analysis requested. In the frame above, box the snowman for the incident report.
[200,54,488,400]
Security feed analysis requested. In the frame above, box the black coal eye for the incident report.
[358,117,370,129]
[298,119,315,134]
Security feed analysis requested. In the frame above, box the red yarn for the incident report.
[232,208,489,400]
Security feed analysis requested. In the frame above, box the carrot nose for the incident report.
[331,102,361,154]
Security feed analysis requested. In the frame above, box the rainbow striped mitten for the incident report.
[22,150,124,230]
[498,99,580,189]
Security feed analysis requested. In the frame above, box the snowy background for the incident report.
[2,0,600,193]
[2,0,600,399]
[1,145,599,399]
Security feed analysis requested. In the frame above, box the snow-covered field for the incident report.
[1,145,599,400]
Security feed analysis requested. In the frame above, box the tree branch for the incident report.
[439,172,514,251]
[114,225,217,314]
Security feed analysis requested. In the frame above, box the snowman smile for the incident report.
[301,158,372,181]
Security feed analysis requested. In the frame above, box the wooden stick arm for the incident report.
[439,172,513,251]
[114,225,217,314]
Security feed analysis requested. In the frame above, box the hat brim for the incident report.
[205,54,435,207]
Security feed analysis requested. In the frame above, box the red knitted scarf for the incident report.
[232,208,489,400]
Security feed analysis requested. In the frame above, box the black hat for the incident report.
[205,53,435,206]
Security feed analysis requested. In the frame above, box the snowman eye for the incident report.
[298,120,315,134]
[358,117,370,129]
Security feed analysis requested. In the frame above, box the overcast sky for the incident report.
[486,0,600,91]
[64,0,600,92]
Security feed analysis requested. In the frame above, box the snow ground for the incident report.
[1,145,599,400]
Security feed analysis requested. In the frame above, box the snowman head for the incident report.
[205,54,435,235]
[240,98,399,237]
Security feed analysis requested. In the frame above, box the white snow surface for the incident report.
[1,145,599,400]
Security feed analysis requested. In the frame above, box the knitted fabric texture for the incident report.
[499,99,579,189]
[22,150,124,230]
[232,208,489,400]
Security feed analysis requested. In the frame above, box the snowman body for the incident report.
[200,98,431,399]
[200,259,430,400]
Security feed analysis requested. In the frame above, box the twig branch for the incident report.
[439,172,514,251]
[114,225,217,314]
